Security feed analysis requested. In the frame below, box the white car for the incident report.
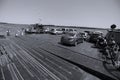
[50,28,63,35]
[43,28,50,33]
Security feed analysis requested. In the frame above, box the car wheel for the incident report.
[74,42,77,46]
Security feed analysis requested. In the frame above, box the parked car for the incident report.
[50,28,63,35]
[62,28,77,34]
[89,31,103,43]
[61,32,84,46]
[43,28,50,33]
[0,35,6,39]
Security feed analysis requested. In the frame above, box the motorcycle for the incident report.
[103,44,120,69]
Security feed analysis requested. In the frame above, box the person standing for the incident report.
[6,29,10,36]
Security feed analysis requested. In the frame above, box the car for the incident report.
[62,28,77,34]
[89,31,103,43]
[0,35,6,39]
[50,28,63,35]
[43,28,50,33]
[61,32,84,46]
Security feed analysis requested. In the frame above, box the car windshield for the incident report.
[67,33,76,36]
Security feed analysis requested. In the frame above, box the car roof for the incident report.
[93,31,103,34]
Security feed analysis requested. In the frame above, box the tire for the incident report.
[74,42,77,46]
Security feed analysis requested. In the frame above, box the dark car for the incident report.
[0,35,6,39]
[89,31,103,43]
[61,32,84,46]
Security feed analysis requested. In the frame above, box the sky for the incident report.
[0,0,120,28]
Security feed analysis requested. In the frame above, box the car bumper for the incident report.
[61,39,75,45]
